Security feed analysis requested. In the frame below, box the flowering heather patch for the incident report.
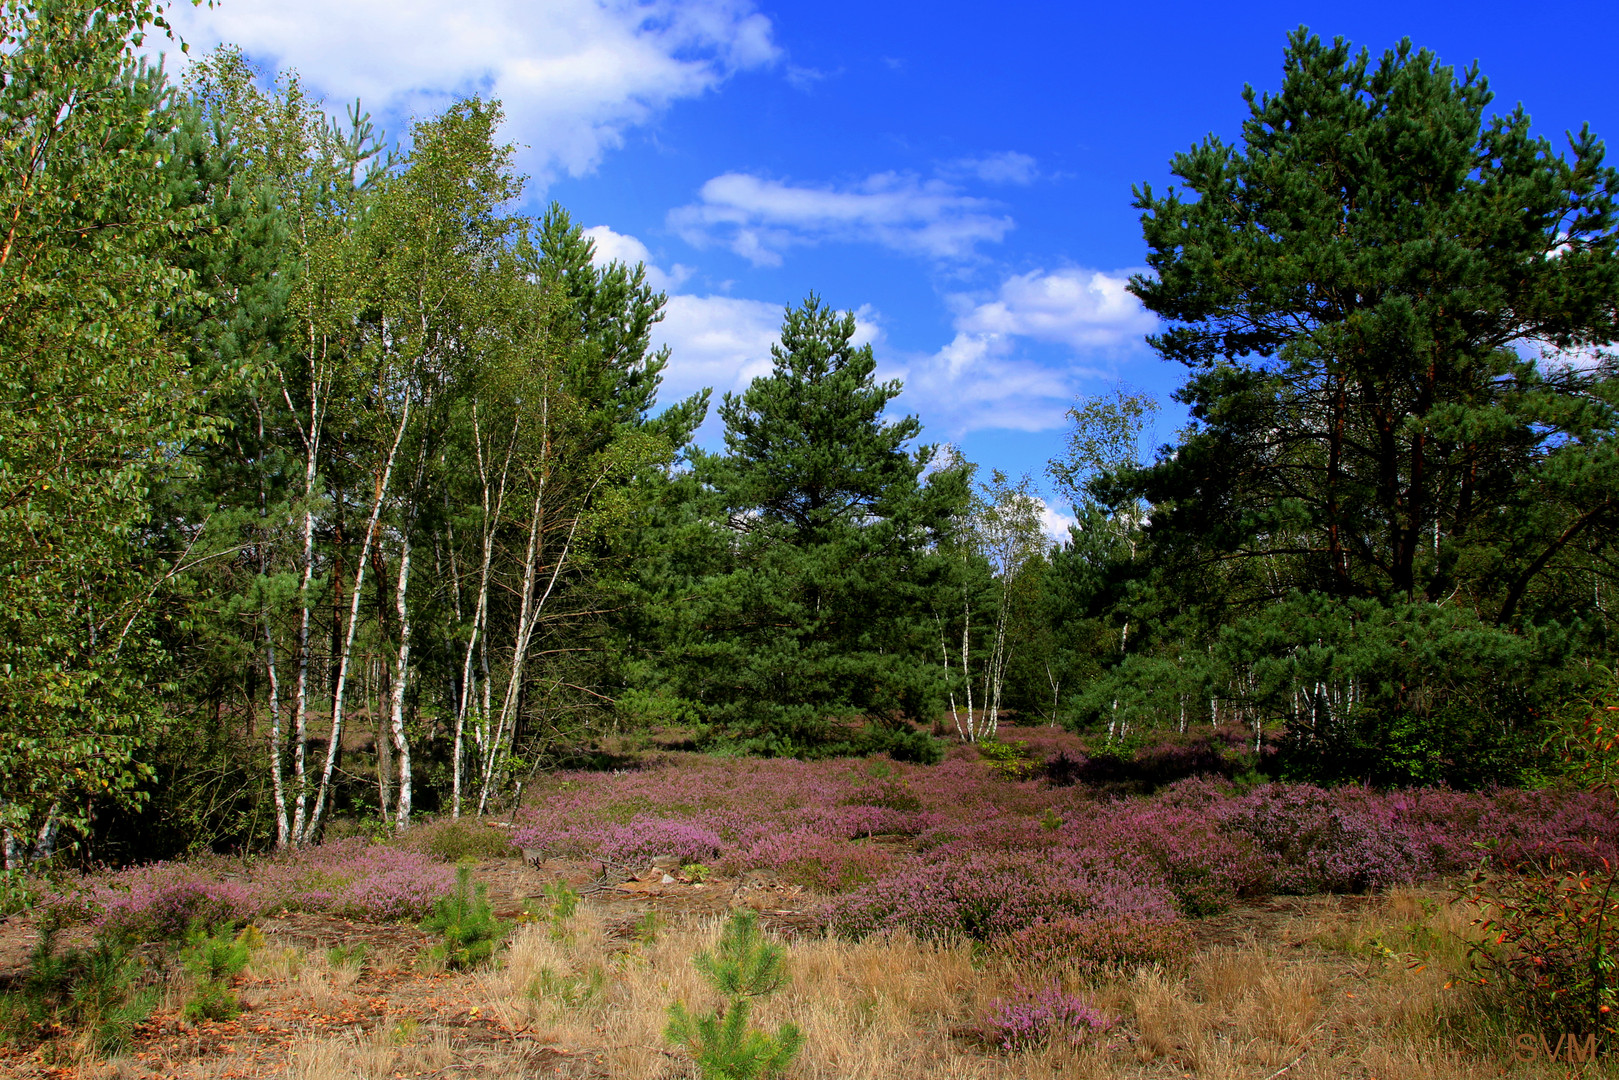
[980,984,1116,1050]
[98,876,258,944]
[302,842,455,921]
[718,829,896,891]
[595,819,724,866]
[822,846,1179,941]
[63,840,455,942]
[1217,783,1422,893]
[1062,808,1266,916]
[501,742,1619,961]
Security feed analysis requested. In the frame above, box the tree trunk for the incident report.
[303,391,413,843]
[390,535,414,831]
[264,615,289,848]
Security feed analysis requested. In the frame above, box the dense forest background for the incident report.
[4,1,1618,867]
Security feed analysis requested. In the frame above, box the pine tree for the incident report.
[659,296,966,754]
[1082,29,1619,783]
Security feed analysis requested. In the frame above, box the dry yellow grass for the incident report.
[54,888,1619,1080]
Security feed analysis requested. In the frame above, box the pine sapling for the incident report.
[420,864,509,970]
[665,910,803,1080]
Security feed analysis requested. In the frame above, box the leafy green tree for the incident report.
[1130,29,1619,613]
[0,0,263,863]
[1099,29,1619,781]
[657,295,966,753]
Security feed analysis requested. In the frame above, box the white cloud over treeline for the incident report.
[165,0,778,183]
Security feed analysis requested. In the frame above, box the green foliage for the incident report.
[543,880,581,920]
[1465,676,1619,1043]
[414,820,515,863]
[420,865,509,970]
[976,740,1041,781]
[0,0,256,855]
[665,910,803,1080]
[0,869,43,917]
[629,294,967,754]
[179,923,252,1022]
[666,996,805,1080]
[693,910,789,1000]
[326,942,369,971]
[1036,28,1619,782]
[0,923,153,1056]
[527,964,606,1009]
[1466,861,1619,1046]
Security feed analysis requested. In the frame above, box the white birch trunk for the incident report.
[264,615,289,847]
[454,403,515,819]
[960,595,975,741]
[938,615,963,740]
[478,484,546,816]
[286,374,322,846]
[302,391,413,843]
[390,537,413,831]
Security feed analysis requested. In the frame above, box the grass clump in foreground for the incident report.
[666,910,803,1080]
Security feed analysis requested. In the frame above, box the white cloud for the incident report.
[579,229,888,438]
[581,225,692,292]
[164,0,778,184]
[657,293,786,402]
[1035,497,1076,541]
[946,151,1039,185]
[579,229,776,407]
[891,267,1157,434]
[668,171,1013,266]
[949,267,1156,353]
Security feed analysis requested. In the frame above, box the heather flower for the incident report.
[981,984,1115,1050]
[824,846,1179,941]
[719,830,895,891]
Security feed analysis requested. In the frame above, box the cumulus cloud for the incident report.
[893,267,1157,434]
[1035,497,1077,541]
[656,293,787,403]
[580,225,693,292]
[579,229,888,441]
[580,229,774,409]
[652,296,883,406]
[668,171,1013,266]
[163,0,778,184]
[948,267,1156,354]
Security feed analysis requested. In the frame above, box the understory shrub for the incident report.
[179,924,252,1022]
[1465,861,1619,1045]
[1464,679,1619,1046]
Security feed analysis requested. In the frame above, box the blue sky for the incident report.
[163,0,1619,532]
